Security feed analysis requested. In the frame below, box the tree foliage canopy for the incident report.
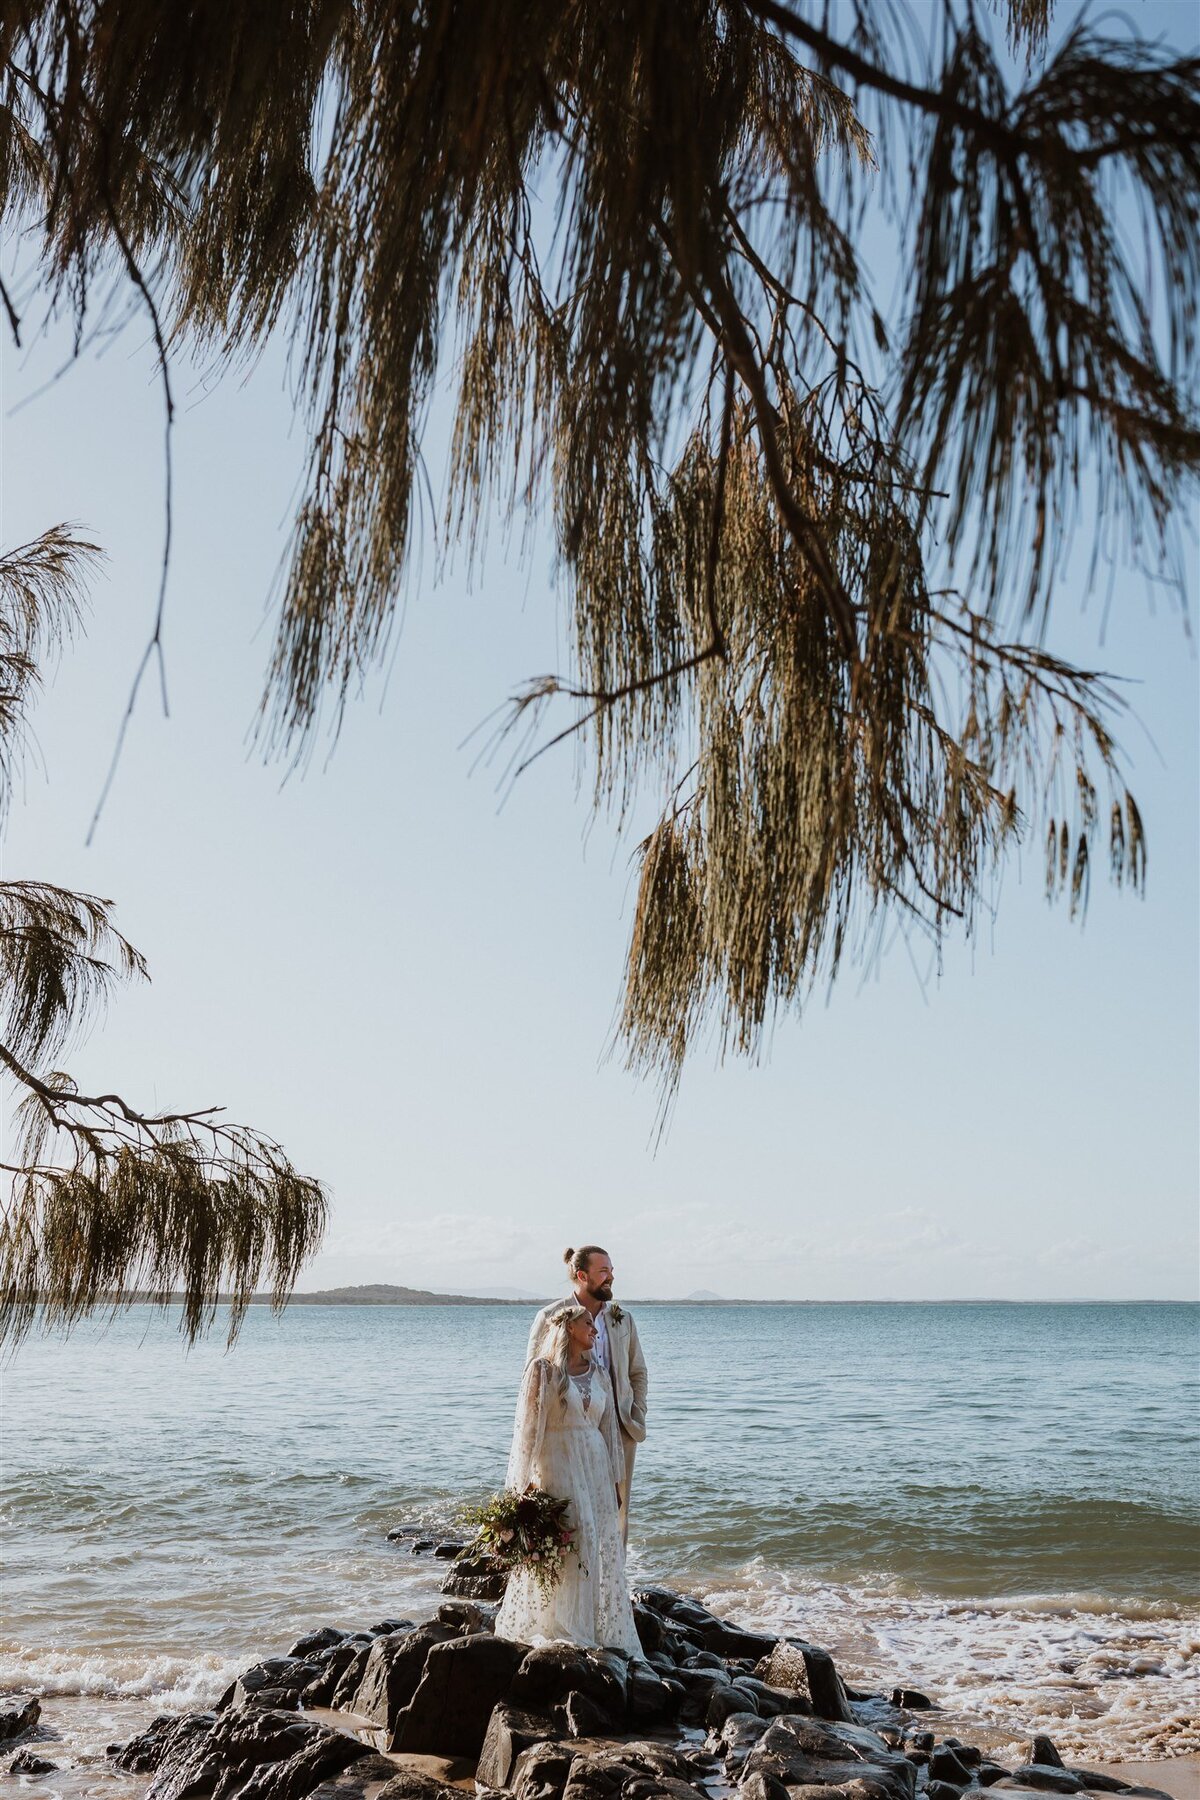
[0,0,1196,1298]
[0,530,328,1345]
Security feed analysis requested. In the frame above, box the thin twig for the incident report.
[0,274,21,347]
[85,194,174,846]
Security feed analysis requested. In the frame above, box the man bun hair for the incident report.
[565,1244,608,1277]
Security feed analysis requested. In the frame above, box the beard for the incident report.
[588,1281,614,1303]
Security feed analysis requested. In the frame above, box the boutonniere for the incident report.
[608,1304,624,1324]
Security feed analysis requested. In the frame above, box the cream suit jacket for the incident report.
[524,1299,648,1443]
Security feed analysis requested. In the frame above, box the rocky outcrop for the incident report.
[102,1581,1184,1800]
[509,1645,628,1721]
[389,1634,529,1757]
[305,1753,400,1800]
[234,1730,372,1800]
[9,1748,59,1773]
[755,1641,854,1723]
[439,1553,507,1602]
[352,1627,455,1727]
[113,1706,369,1800]
[0,1695,40,1742]
[219,1658,328,1714]
[741,1714,917,1800]
[477,1705,561,1789]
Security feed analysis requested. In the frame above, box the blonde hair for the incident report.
[536,1302,591,1401]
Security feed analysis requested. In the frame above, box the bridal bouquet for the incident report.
[459,1485,578,1597]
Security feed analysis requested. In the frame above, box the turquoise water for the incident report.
[2,1302,1197,1763]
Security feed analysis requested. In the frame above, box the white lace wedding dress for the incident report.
[494,1357,643,1657]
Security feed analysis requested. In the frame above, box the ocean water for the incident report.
[2,1302,1197,1785]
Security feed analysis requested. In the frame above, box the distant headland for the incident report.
[272,1283,534,1306]
[261,1284,742,1306]
[119,1286,1187,1307]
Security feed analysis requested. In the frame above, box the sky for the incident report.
[1,8,1197,1304]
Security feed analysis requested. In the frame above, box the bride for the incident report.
[494,1304,643,1658]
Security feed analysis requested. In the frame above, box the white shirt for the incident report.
[592,1304,612,1373]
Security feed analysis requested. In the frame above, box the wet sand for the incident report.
[1106,1758,1200,1800]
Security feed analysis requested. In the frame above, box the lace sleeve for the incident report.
[596,1366,626,1495]
[505,1357,549,1491]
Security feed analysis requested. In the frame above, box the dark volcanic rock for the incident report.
[433,1543,465,1560]
[622,1780,707,1800]
[712,1706,770,1749]
[222,1659,317,1714]
[303,1639,369,1708]
[288,1629,349,1659]
[477,1705,561,1789]
[0,1696,40,1742]
[637,1593,776,1663]
[739,1772,791,1800]
[979,1763,1012,1787]
[111,1713,219,1775]
[670,1598,720,1634]
[632,1606,665,1655]
[553,1690,614,1739]
[928,1745,974,1787]
[1031,1739,1066,1770]
[701,1622,779,1661]
[1003,1769,1084,1794]
[440,1553,507,1603]
[672,1666,731,1726]
[376,1775,463,1800]
[561,1742,703,1800]
[795,1645,855,1724]
[742,1716,915,1800]
[630,1585,681,1615]
[106,1585,974,1800]
[233,1732,370,1800]
[306,1754,403,1800]
[626,1664,679,1725]
[736,1677,808,1717]
[435,1600,494,1634]
[352,1626,454,1727]
[512,1741,578,1800]
[331,1645,377,1711]
[712,1710,771,1763]
[146,1708,321,1800]
[390,1633,529,1757]
[827,1723,916,1768]
[9,1749,60,1773]
[509,1644,628,1717]
[706,1683,761,1731]
[755,1643,854,1723]
[247,1690,302,1714]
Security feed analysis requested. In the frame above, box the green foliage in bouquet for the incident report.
[459,1485,580,1597]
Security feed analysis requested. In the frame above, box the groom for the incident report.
[526,1245,647,1543]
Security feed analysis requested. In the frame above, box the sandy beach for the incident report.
[1108,1761,1200,1800]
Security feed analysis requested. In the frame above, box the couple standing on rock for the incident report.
[494,1246,649,1660]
